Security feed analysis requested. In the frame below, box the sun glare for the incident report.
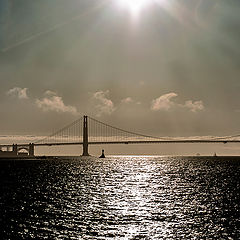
[117,0,150,15]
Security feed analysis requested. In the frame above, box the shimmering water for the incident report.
[0,156,240,239]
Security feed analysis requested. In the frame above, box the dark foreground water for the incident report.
[0,156,240,239]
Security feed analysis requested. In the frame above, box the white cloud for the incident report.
[121,97,141,105]
[183,100,204,112]
[36,91,78,115]
[44,90,57,96]
[7,87,28,99]
[93,90,115,116]
[121,97,133,104]
[151,92,204,112]
[151,92,177,111]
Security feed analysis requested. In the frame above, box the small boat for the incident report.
[99,149,105,158]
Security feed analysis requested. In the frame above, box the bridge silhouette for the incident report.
[1,115,240,156]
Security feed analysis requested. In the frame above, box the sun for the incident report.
[116,0,150,15]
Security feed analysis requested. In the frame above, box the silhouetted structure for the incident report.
[99,149,105,158]
[1,115,240,157]
[0,143,35,157]
[82,115,89,156]
[29,143,35,156]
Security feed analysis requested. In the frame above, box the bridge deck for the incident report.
[1,140,240,148]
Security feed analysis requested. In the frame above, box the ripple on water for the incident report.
[0,156,240,239]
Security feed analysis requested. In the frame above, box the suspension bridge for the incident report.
[1,115,240,157]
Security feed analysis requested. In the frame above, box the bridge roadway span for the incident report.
[1,139,240,148]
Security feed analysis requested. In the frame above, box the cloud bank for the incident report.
[184,100,204,113]
[92,90,115,116]
[6,87,78,115]
[151,93,177,111]
[7,87,28,99]
[121,97,133,104]
[151,93,204,113]
[36,91,78,115]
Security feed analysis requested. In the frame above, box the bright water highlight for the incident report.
[0,156,239,239]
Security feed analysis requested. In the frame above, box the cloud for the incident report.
[183,100,204,112]
[44,90,57,96]
[7,87,28,99]
[6,88,77,115]
[36,91,78,115]
[151,92,177,111]
[121,97,133,104]
[121,97,141,105]
[93,90,115,116]
[151,93,204,112]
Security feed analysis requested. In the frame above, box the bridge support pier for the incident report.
[12,144,18,156]
[82,115,89,156]
[29,143,34,156]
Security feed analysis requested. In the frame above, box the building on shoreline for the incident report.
[0,144,34,158]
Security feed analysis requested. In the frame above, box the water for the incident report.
[0,156,240,239]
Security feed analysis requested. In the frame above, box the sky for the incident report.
[0,0,240,155]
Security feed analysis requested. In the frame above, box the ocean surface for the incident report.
[0,156,239,239]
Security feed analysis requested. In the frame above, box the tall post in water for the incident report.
[82,115,89,156]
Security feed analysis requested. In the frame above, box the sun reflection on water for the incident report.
[0,156,240,239]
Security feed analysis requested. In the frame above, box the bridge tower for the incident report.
[82,115,89,156]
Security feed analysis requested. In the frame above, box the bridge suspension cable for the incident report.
[33,115,240,146]
[209,134,240,140]
[35,116,83,145]
[88,116,169,143]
